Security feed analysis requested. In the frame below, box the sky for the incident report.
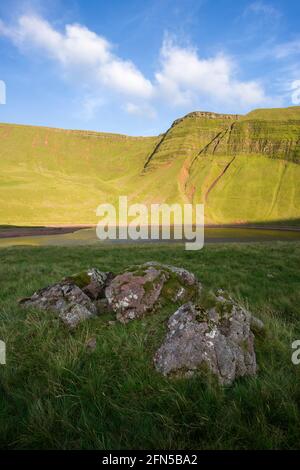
[0,0,300,135]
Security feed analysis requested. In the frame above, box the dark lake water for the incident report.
[0,226,300,247]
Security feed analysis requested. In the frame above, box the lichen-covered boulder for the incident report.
[143,262,197,287]
[19,268,115,328]
[105,262,200,323]
[154,291,263,385]
[64,268,114,300]
[19,282,97,329]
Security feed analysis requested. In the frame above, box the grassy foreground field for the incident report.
[0,242,300,449]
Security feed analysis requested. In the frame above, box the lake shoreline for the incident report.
[1,223,300,240]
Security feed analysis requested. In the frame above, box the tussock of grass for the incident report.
[0,242,300,449]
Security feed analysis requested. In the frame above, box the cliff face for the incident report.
[140,106,300,225]
[144,107,300,170]
[143,112,241,172]
[171,111,241,126]
[203,119,300,163]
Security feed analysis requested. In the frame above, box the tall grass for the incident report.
[0,242,300,449]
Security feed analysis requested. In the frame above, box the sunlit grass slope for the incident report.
[0,124,158,224]
[1,106,300,226]
[189,155,300,224]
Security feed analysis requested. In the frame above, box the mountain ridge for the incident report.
[1,105,300,226]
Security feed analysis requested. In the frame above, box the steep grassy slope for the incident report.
[139,112,240,206]
[143,112,240,172]
[0,124,158,224]
[184,107,300,223]
[245,106,300,121]
[227,108,300,162]
[1,106,300,225]
[139,107,300,224]
[188,155,300,224]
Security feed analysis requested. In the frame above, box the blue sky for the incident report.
[0,0,300,135]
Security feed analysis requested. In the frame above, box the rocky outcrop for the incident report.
[19,263,264,385]
[154,290,263,385]
[19,282,98,329]
[171,112,241,129]
[19,263,199,326]
[105,262,200,323]
[19,268,113,328]
[201,119,300,163]
[143,111,240,172]
[63,268,114,300]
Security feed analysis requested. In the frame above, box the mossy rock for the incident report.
[64,271,91,289]
[106,262,200,323]
[63,268,111,289]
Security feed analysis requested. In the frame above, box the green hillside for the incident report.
[1,106,300,226]
[0,124,158,225]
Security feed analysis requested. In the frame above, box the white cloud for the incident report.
[291,80,300,105]
[274,40,300,59]
[0,14,271,117]
[0,79,6,104]
[246,1,281,19]
[100,60,153,98]
[0,14,153,99]
[124,102,156,119]
[155,39,267,109]
[79,94,105,120]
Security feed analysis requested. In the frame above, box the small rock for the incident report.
[250,315,265,334]
[86,336,97,351]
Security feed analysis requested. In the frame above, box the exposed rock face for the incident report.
[19,282,98,329]
[19,268,114,328]
[201,119,300,163]
[172,111,241,128]
[105,262,200,323]
[154,291,263,385]
[145,262,197,287]
[64,268,114,300]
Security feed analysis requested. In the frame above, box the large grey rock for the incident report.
[19,282,97,329]
[18,268,114,328]
[105,262,200,323]
[154,292,263,385]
